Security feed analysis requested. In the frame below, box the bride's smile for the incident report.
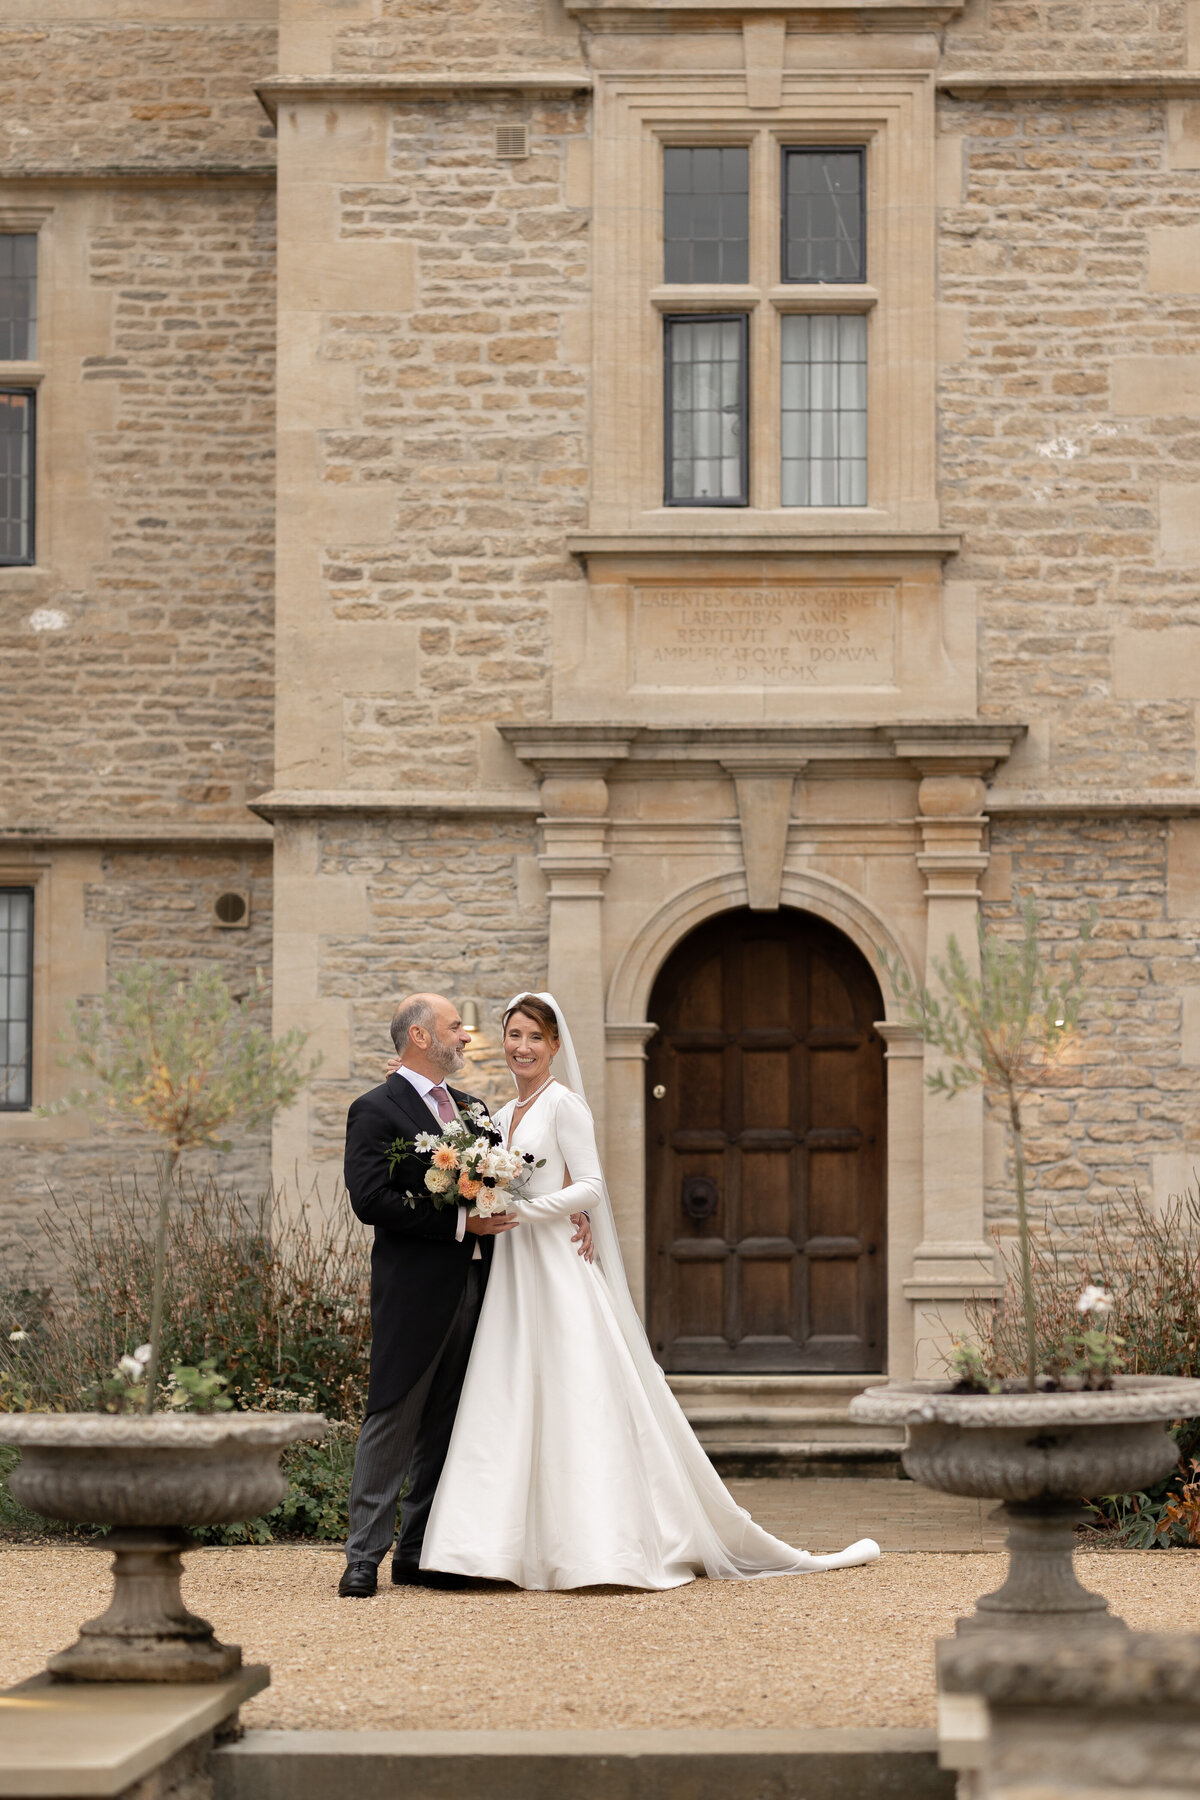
[504,1011,557,1102]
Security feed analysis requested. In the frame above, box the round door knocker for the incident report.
[651,1084,666,1099]
[681,1175,719,1222]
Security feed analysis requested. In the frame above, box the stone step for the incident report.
[667,1373,904,1475]
[214,1728,953,1800]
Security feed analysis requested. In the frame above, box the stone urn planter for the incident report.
[1,1411,326,1682]
[849,1376,1200,1634]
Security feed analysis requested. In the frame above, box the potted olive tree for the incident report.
[1,964,326,1682]
[851,903,1200,1633]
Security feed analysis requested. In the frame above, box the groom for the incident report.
[338,993,514,1597]
[339,991,591,1598]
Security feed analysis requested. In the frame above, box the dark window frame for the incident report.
[663,311,750,509]
[0,386,36,567]
[0,231,38,362]
[780,145,867,286]
[662,144,751,286]
[0,886,34,1113]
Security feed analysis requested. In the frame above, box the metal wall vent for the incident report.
[495,124,528,160]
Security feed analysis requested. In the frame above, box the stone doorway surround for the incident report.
[500,721,1023,1380]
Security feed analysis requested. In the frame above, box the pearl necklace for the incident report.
[512,1074,555,1112]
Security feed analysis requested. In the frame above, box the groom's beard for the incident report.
[430,1042,466,1079]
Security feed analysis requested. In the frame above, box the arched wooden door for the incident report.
[645,908,886,1372]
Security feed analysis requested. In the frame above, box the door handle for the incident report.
[652,1084,666,1100]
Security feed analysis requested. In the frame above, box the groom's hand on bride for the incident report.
[465,1213,519,1235]
[570,1214,594,1263]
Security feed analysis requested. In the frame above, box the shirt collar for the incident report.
[395,1065,445,1099]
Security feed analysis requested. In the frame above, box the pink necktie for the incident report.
[430,1084,457,1123]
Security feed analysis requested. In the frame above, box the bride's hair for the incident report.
[502,994,560,1043]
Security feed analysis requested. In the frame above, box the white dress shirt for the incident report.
[394,1064,478,1254]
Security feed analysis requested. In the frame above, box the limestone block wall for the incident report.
[278,814,547,1187]
[1,184,276,825]
[938,95,1200,789]
[274,92,590,798]
[0,845,274,1283]
[0,14,277,173]
[981,816,1200,1233]
[942,0,1190,71]
[280,0,580,80]
[0,13,280,1273]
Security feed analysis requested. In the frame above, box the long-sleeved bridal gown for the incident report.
[421,1068,879,1591]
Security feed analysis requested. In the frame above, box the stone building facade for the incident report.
[2,0,1199,1400]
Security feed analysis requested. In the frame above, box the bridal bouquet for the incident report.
[386,1105,543,1216]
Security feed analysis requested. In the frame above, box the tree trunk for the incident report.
[142,1148,178,1413]
[1009,1094,1037,1393]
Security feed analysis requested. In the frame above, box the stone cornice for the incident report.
[987,788,1200,817]
[568,531,962,560]
[938,70,1200,99]
[500,722,1025,779]
[248,788,541,820]
[0,165,275,185]
[567,0,963,22]
[256,73,592,123]
[0,821,273,847]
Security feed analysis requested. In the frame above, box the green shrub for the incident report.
[0,1180,370,1540]
[0,1179,370,1421]
[967,1184,1200,1545]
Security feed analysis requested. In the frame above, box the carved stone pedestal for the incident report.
[958,1503,1117,1636]
[1,1412,326,1682]
[851,1377,1200,1633]
[49,1529,241,1683]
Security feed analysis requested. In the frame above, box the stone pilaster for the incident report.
[536,770,612,1135]
[876,1020,924,1380]
[603,1021,659,1314]
[903,771,1000,1376]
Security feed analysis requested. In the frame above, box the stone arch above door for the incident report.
[644,905,887,1372]
[606,865,916,1031]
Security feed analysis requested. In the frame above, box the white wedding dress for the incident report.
[421,1023,880,1591]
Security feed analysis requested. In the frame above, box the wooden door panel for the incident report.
[678,1048,724,1120]
[647,907,886,1373]
[677,1259,724,1336]
[678,950,722,1027]
[808,1148,857,1237]
[743,1050,789,1124]
[741,1150,791,1236]
[742,1275,792,1340]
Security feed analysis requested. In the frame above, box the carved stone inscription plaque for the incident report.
[633,585,897,689]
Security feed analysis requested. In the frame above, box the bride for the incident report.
[420,991,880,1590]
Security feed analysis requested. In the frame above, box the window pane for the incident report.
[782,149,865,284]
[0,390,34,564]
[666,315,747,504]
[0,234,37,360]
[662,147,749,284]
[0,889,33,1111]
[780,312,866,508]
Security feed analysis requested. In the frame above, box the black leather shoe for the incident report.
[392,1560,470,1590]
[338,1560,378,1598]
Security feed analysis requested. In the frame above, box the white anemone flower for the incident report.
[1077,1285,1114,1316]
[132,1343,153,1364]
[118,1355,147,1382]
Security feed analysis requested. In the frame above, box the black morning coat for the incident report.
[343,1072,494,1416]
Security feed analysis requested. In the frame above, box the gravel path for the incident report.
[3,1546,1198,1732]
